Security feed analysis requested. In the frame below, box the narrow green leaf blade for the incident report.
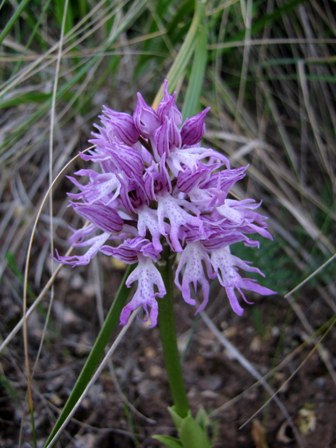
[45,265,134,447]
[179,414,212,448]
[168,405,184,430]
[0,92,51,109]
[182,2,208,119]
[152,0,205,107]
[152,435,183,448]
[0,0,31,45]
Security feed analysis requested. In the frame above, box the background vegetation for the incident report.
[0,0,335,447]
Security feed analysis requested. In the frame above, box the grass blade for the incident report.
[182,1,208,119]
[45,308,139,448]
[0,0,31,45]
[44,264,135,446]
[152,0,205,107]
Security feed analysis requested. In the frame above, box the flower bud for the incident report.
[133,92,160,137]
[181,107,210,146]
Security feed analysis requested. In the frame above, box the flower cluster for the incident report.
[57,81,275,327]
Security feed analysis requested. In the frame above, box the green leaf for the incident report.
[6,252,36,300]
[211,0,307,54]
[182,1,208,119]
[152,435,183,448]
[44,265,134,447]
[168,407,212,448]
[0,0,31,45]
[179,414,212,448]
[195,407,211,429]
[168,406,184,430]
[55,0,73,35]
[134,0,193,80]
[0,92,51,109]
[152,0,206,108]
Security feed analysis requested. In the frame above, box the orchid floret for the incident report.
[120,256,166,327]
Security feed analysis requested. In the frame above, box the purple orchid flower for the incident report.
[57,80,276,327]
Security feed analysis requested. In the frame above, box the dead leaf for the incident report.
[251,419,268,448]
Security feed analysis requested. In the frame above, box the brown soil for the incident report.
[1,266,335,448]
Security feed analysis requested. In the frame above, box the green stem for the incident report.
[158,257,189,418]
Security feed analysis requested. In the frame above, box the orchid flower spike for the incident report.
[57,80,276,327]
